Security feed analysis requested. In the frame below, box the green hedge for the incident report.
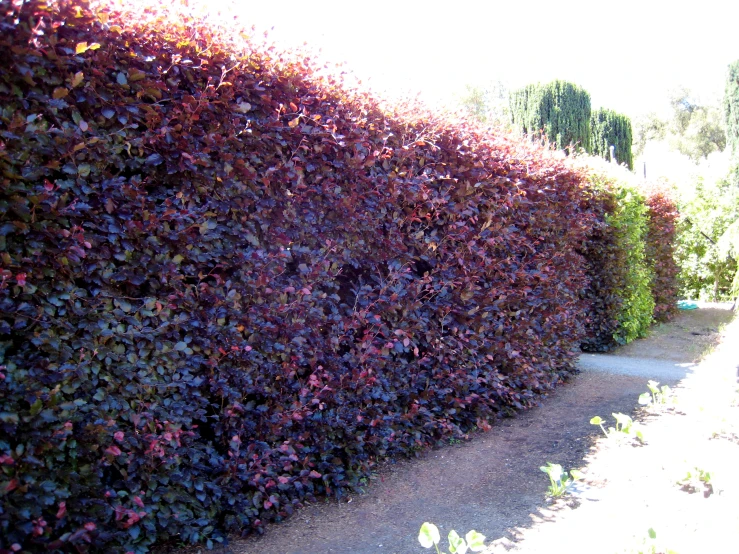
[612,185,654,343]
[577,159,656,349]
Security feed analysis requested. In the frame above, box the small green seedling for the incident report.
[590,413,645,442]
[632,528,679,554]
[539,462,583,497]
[678,467,714,496]
[418,522,486,554]
[638,380,673,407]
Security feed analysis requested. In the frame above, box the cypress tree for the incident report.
[725,60,739,158]
[509,80,592,154]
[591,108,634,170]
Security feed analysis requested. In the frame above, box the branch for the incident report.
[684,217,716,245]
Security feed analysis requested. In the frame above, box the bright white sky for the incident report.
[234,0,739,119]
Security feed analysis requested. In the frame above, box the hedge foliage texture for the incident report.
[0,1,678,552]
[644,183,680,322]
[577,160,659,350]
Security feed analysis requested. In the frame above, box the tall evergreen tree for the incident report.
[591,108,634,169]
[509,80,592,154]
[725,60,739,159]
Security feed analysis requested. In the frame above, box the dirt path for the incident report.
[490,306,739,554]
[175,305,734,554]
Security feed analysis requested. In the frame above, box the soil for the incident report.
[168,304,735,554]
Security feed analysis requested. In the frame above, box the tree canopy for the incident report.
[457,81,510,128]
[633,88,726,163]
[591,108,634,169]
[509,80,592,154]
[725,60,739,159]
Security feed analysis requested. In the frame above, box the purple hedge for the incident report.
[0,1,673,552]
[644,183,680,322]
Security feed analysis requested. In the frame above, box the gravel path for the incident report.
[577,354,696,380]
[491,307,739,554]
[170,305,734,554]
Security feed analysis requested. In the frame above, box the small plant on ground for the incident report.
[628,528,679,554]
[678,467,714,496]
[539,462,584,497]
[638,380,674,407]
[590,413,646,442]
[418,522,486,554]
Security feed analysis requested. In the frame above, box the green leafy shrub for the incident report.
[610,186,654,343]
[577,159,654,349]
[0,1,611,551]
[676,175,739,301]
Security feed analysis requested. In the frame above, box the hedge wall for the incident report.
[590,108,634,170]
[0,1,681,551]
[644,183,680,322]
[0,1,604,551]
[577,160,655,350]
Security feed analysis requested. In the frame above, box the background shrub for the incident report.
[675,175,739,301]
[0,1,605,551]
[590,108,634,170]
[509,80,592,154]
[725,60,739,159]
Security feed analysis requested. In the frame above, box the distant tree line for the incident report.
[726,60,739,160]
